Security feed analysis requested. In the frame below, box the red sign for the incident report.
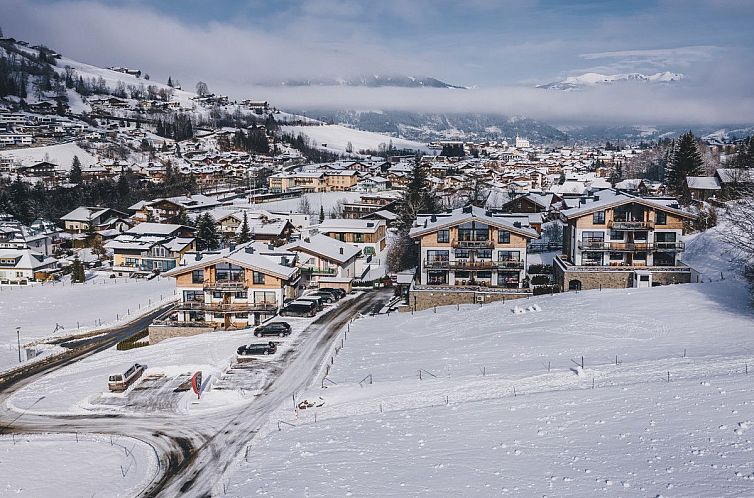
[191,371,202,399]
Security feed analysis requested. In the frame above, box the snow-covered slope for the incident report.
[281,124,429,154]
[225,225,754,496]
[538,71,685,91]
[0,142,98,170]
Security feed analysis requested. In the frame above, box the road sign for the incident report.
[191,371,202,399]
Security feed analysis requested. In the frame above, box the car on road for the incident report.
[237,341,277,356]
[254,322,291,337]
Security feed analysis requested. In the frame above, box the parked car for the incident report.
[297,295,325,309]
[107,363,145,392]
[254,322,291,337]
[280,300,317,317]
[319,287,346,299]
[237,341,277,356]
[312,290,339,302]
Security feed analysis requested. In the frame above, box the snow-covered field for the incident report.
[0,433,157,497]
[224,225,754,495]
[281,124,429,154]
[239,191,363,219]
[0,274,175,373]
[0,142,98,169]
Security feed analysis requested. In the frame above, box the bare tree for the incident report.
[296,196,312,215]
[720,187,754,294]
[195,81,209,97]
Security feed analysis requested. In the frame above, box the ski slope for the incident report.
[225,224,754,496]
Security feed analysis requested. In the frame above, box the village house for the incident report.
[105,223,196,275]
[0,248,58,284]
[316,218,387,256]
[282,234,361,289]
[60,206,130,234]
[554,189,696,291]
[153,242,301,339]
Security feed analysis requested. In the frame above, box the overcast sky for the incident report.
[2,0,753,125]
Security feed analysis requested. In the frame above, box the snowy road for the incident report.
[0,289,391,497]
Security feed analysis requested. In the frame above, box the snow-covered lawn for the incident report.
[0,433,157,497]
[0,274,175,373]
[224,225,754,496]
[239,191,363,220]
[281,124,428,154]
[0,142,98,169]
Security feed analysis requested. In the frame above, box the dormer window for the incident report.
[593,211,606,224]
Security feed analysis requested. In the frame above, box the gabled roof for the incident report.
[686,176,721,190]
[164,242,298,280]
[560,189,696,220]
[317,219,386,234]
[409,205,539,239]
[126,223,194,236]
[0,248,57,270]
[61,206,124,222]
[282,234,361,264]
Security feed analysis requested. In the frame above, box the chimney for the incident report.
[430,214,437,222]
[593,195,600,201]
[195,252,202,261]
[245,246,255,254]
[304,237,310,243]
[513,221,522,228]
[339,247,344,255]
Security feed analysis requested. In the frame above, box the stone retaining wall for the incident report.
[148,324,216,344]
[406,288,530,312]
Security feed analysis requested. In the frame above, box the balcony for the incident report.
[608,220,654,230]
[577,241,685,252]
[203,280,246,291]
[424,260,524,270]
[451,239,493,249]
[177,302,277,313]
[300,266,337,275]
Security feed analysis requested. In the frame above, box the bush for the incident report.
[531,275,551,285]
[533,285,560,296]
[528,264,553,275]
[116,330,149,351]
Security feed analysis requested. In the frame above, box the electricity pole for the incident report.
[16,326,21,363]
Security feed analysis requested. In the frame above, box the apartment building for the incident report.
[317,219,387,256]
[106,223,196,275]
[161,242,300,333]
[554,189,696,291]
[282,233,361,288]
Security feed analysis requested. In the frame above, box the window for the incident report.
[498,250,520,262]
[476,271,492,279]
[655,232,676,242]
[354,233,364,243]
[213,291,223,299]
[235,291,248,299]
[476,249,492,259]
[254,291,276,304]
[582,252,603,266]
[454,249,470,259]
[635,252,647,261]
[656,211,667,225]
[609,230,624,241]
[634,231,648,241]
[458,221,489,242]
[454,271,470,279]
[498,230,510,244]
[252,271,265,284]
[183,290,204,302]
[437,230,449,243]
[609,252,624,261]
[192,269,204,284]
[427,271,447,285]
[426,250,449,263]
[593,211,606,224]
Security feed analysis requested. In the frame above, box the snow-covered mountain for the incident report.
[538,71,685,91]
[278,75,466,89]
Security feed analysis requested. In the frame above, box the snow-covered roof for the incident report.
[686,176,721,190]
[126,223,193,236]
[165,242,298,280]
[282,234,361,264]
[409,205,539,239]
[317,219,386,234]
[560,189,696,220]
[0,248,57,270]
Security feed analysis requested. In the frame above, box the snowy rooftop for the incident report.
[282,234,361,264]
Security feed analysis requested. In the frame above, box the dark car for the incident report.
[307,292,336,304]
[297,295,326,309]
[254,322,291,337]
[319,287,346,299]
[280,300,317,317]
[237,341,277,356]
[313,289,340,301]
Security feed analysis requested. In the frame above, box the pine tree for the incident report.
[70,155,83,184]
[167,76,173,88]
[238,211,251,243]
[71,256,85,283]
[319,205,325,224]
[666,131,704,200]
[196,213,219,250]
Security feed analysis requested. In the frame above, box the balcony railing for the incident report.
[300,266,337,275]
[424,260,524,270]
[203,280,246,291]
[578,241,685,252]
[176,302,277,313]
[608,220,654,230]
[451,239,494,249]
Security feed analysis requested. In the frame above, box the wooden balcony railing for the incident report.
[424,260,524,270]
[203,280,246,291]
[578,241,685,252]
[607,220,655,230]
[451,239,494,249]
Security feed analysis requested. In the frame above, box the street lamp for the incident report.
[16,326,21,363]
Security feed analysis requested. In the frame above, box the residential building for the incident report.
[406,205,539,310]
[0,248,58,284]
[282,234,361,288]
[554,189,696,291]
[159,242,300,333]
[105,223,196,274]
[316,218,387,256]
[60,206,130,233]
